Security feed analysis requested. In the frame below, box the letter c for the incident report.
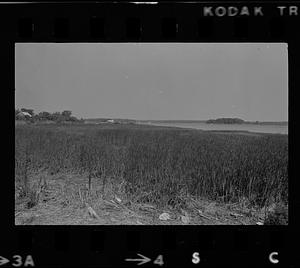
[269,252,279,264]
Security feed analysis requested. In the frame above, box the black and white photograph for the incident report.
[15,43,288,225]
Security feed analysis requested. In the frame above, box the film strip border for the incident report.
[0,2,298,41]
[3,228,293,267]
[2,1,299,268]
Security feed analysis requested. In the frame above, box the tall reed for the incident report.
[15,124,288,208]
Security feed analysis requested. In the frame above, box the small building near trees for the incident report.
[16,111,32,119]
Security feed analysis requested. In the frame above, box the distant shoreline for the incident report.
[139,121,288,135]
[85,118,288,125]
[142,120,288,125]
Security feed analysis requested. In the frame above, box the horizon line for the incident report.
[85,117,288,122]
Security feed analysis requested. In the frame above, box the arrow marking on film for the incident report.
[0,256,10,266]
[125,253,151,265]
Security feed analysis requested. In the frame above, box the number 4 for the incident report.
[154,255,164,266]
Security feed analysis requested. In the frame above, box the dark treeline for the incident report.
[15,108,83,123]
[206,118,245,124]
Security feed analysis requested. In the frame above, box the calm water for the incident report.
[145,122,288,134]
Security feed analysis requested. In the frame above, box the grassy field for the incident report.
[15,123,288,225]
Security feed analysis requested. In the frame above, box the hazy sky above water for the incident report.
[15,43,288,121]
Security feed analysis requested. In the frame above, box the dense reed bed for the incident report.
[15,124,288,209]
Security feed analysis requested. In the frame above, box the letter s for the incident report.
[192,252,200,264]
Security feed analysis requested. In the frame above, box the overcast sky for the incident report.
[15,43,288,121]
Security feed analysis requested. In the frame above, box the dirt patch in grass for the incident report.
[14,172,280,225]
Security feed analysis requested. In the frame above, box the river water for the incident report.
[145,122,288,134]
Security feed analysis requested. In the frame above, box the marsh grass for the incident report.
[264,203,288,225]
[15,124,288,212]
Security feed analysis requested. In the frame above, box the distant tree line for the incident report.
[206,118,245,124]
[15,108,82,123]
